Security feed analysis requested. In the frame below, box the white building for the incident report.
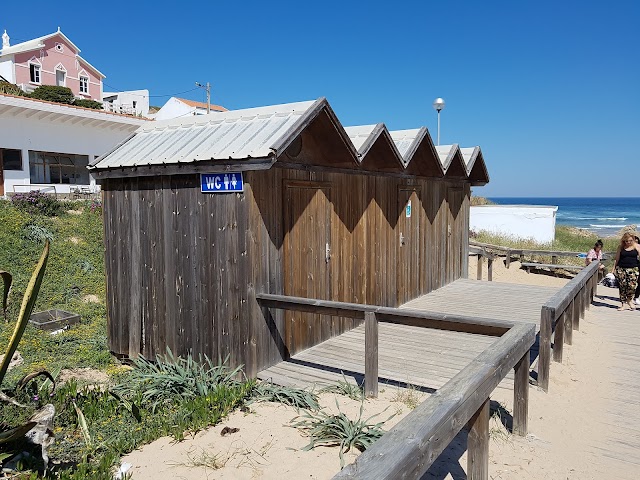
[0,93,147,196]
[102,89,149,117]
[470,204,558,244]
[155,96,227,121]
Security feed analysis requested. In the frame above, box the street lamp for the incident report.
[432,97,445,146]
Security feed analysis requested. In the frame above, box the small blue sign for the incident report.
[405,200,412,218]
[201,173,244,193]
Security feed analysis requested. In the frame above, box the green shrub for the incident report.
[11,191,65,217]
[28,85,75,105]
[73,99,103,110]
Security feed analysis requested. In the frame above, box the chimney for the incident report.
[2,30,9,49]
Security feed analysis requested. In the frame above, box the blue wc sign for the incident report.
[200,173,244,193]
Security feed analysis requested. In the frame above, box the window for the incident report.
[79,76,89,94]
[28,151,90,185]
[1,149,23,170]
[29,64,41,83]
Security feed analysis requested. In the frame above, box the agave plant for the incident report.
[0,242,56,469]
[249,380,320,410]
[291,398,393,467]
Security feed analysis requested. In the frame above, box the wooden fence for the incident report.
[469,245,496,281]
[257,293,535,480]
[469,240,612,269]
[536,260,600,391]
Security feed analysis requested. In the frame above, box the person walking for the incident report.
[611,232,640,311]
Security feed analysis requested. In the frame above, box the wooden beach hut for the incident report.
[89,97,489,377]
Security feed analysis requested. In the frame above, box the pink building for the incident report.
[0,28,104,102]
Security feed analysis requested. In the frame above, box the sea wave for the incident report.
[589,224,626,228]
[561,216,628,221]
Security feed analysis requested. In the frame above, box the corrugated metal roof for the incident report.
[460,147,479,172]
[389,129,422,160]
[435,145,457,171]
[343,125,378,154]
[91,99,317,169]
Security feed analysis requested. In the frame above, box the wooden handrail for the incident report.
[469,240,613,263]
[536,260,600,391]
[257,294,536,479]
[333,322,535,479]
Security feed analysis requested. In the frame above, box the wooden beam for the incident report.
[513,352,529,436]
[364,312,378,398]
[564,307,572,345]
[553,308,564,363]
[477,255,483,280]
[488,258,493,282]
[505,252,511,269]
[573,292,580,331]
[256,293,513,336]
[538,306,553,392]
[467,398,490,480]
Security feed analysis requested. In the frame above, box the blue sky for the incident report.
[3,1,638,196]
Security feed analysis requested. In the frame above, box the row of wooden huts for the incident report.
[89,98,489,376]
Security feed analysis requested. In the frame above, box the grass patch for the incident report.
[391,383,422,412]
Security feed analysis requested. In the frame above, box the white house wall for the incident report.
[470,205,558,244]
[0,114,137,194]
[0,57,14,82]
[155,97,196,121]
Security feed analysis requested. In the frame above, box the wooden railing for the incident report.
[257,294,536,480]
[536,260,600,391]
[469,240,612,268]
[469,245,496,281]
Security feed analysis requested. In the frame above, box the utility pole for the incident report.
[195,81,211,114]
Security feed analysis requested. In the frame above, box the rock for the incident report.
[0,351,23,371]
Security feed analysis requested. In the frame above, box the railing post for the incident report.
[477,255,484,281]
[467,398,490,480]
[364,311,378,398]
[551,255,557,264]
[553,309,564,362]
[586,274,593,311]
[573,292,580,331]
[520,253,525,263]
[580,286,586,319]
[505,251,511,269]
[513,352,529,436]
[539,306,552,392]
[488,257,493,282]
[564,307,572,345]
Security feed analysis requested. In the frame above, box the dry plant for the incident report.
[391,383,422,410]
[170,446,228,472]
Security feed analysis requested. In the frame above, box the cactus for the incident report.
[0,241,49,386]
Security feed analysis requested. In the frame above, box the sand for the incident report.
[121,257,625,479]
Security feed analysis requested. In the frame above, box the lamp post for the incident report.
[195,81,211,114]
[432,97,445,146]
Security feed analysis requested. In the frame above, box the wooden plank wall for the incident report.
[102,169,470,377]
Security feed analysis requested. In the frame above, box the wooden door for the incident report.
[283,181,332,355]
[446,187,465,283]
[396,186,421,305]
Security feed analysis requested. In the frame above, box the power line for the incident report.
[103,83,200,98]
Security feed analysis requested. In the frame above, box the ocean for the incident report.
[488,197,640,238]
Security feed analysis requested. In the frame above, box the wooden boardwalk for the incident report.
[584,284,640,476]
[258,279,558,393]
